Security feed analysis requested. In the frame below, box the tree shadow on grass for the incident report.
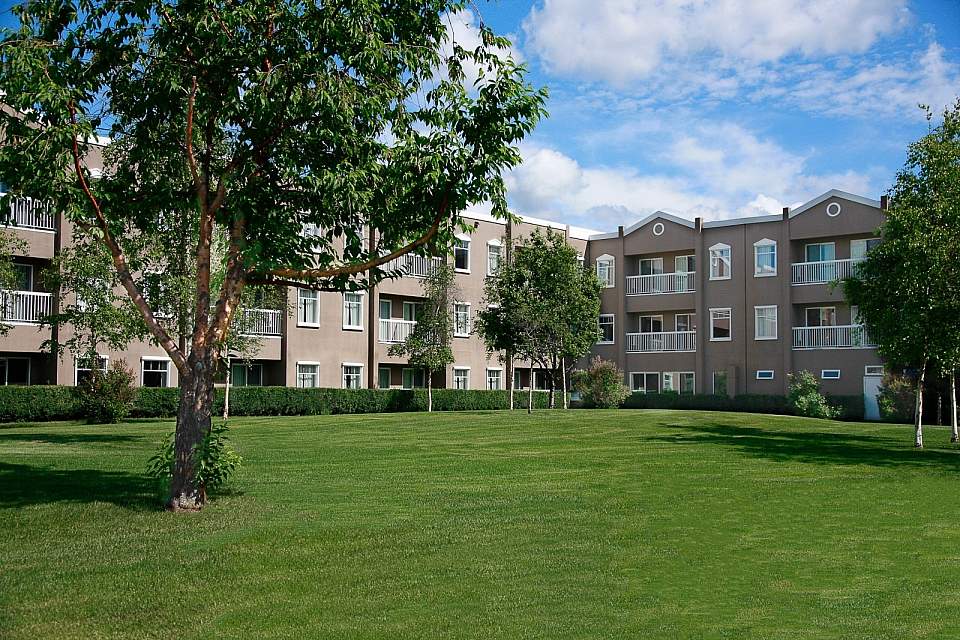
[0,432,146,445]
[0,460,158,511]
[647,424,960,472]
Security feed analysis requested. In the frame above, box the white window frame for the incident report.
[851,237,881,261]
[296,362,320,388]
[756,370,775,380]
[0,356,31,386]
[864,365,884,376]
[805,306,837,327]
[297,288,320,327]
[378,366,392,389]
[454,302,471,337]
[675,255,695,274]
[638,257,663,276]
[140,356,171,388]
[453,366,470,390]
[596,254,615,288]
[709,307,732,342]
[342,363,364,389]
[342,292,364,330]
[805,242,836,263]
[486,367,502,390]
[486,239,502,276]
[675,313,694,332]
[454,234,471,274]
[662,371,695,394]
[74,354,108,386]
[753,238,777,277]
[630,372,660,394]
[754,305,778,340]
[821,369,841,380]
[638,314,663,334]
[709,243,731,280]
[598,314,615,344]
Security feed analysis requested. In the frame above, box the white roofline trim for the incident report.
[703,214,781,228]
[788,189,880,218]
[623,210,695,235]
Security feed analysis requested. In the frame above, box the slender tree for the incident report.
[0,1,545,509]
[388,263,456,412]
[844,100,960,448]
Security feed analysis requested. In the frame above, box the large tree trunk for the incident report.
[427,370,433,413]
[168,352,215,511]
[950,372,958,444]
[914,362,926,449]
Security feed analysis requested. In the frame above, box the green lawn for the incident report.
[1,410,958,639]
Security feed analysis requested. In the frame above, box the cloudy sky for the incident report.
[469,0,960,229]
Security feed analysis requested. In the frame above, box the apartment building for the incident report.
[2,176,887,416]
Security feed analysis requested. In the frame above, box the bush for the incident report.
[571,357,630,408]
[826,395,865,421]
[621,392,790,414]
[787,371,839,420]
[74,360,138,423]
[0,386,79,422]
[148,423,243,499]
[877,374,915,423]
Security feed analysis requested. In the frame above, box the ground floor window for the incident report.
[378,367,391,389]
[75,355,108,386]
[453,367,470,390]
[514,369,524,390]
[663,372,695,394]
[0,357,31,385]
[630,372,659,394]
[342,364,363,389]
[231,363,263,387]
[296,363,319,388]
[713,371,728,395]
[486,368,502,390]
[402,368,425,389]
[141,359,170,388]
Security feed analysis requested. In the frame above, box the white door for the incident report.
[864,375,882,420]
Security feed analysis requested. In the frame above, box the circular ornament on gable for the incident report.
[826,202,842,217]
[652,222,665,236]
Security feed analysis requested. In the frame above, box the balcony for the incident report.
[379,318,416,343]
[792,325,876,349]
[236,309,283,337]
[2,195,56,232]
[625,330,696,353]
[626,272,695,296]
[386,254,443,279]
[791,258,860,285]
[0,290,52,325]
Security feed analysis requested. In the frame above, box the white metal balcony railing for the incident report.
[2,195,56,231]
[792,325,876,350]
[0,290,52,324]
[625,330,696,353]
[379,318,417,343]
[625,271,695,296]
[790,258,862,285]
[236,308,283,337]
[387,254,443,279]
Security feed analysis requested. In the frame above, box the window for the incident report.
[713,371,728,395]
[401,368,425,389]
[754,305,778,340]
[487,240,502,276]
[710,308,731,341]
[639,315,663,333]
[663,372,695,394]
[630,372,660,394]
[805,242,835,263]
[231,363,263,387]
[639,257,663,275]
[821,369,841,380]
[0,357,31,385]
[805,306,836,327]
[298,288,320,327]
[140,358,171,388]
[12,263,33,290]
[709,243,731,280]
[675,255,695,273]
[596,255,615,288]
[753,239,777,276]
[577,255,585,270]
[486,368,502,390]
[865,365,884,376]
[75,355,107,386]
[851,238,881,261]
[454,303,471,336]
[342,364,363,389]
[379,298,392,320]
[378,367,391,389]
[342,292,363,330]
[675,313,694,332]
[453,367,470,390]
[514,369,524,390]
[454,236,471,272]
[533,369,550,390]
[756,370,775,380]
[402,301,419,322]
[296,363,319,388]
[598,314,615,343]
[851,305,862,326]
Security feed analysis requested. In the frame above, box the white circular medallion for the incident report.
[652,222,665,236]
[826,202,841,217]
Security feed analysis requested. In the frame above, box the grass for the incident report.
[1,410,959,639]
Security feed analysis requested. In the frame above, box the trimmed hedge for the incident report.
[0,386,80,422]
[621,392,865,421]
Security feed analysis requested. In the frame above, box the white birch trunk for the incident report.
[428,370,433,413]
[914,362,926,448]
[528,372,534,414]
[508,354,514,410]
[950,372,958,444]
[223,355,231,423]
[562,358,568,410]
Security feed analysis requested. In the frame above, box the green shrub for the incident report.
[826,395,865,421]
[134,387,181,418]
[148,423,243,499]
[621,392,790,414]
[74,360,138,423]
[787,371,839,419]
[572,357,630,408]
[877,374,915,423]
[0,386,79,422]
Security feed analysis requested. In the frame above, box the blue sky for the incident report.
[3,1,958,229]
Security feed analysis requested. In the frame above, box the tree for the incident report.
[844,100,960,448]
[571,357,629,409]
[0,1,545,510]
[476,229,601,411]
[388,263,456,412]
[0,229,27,336]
